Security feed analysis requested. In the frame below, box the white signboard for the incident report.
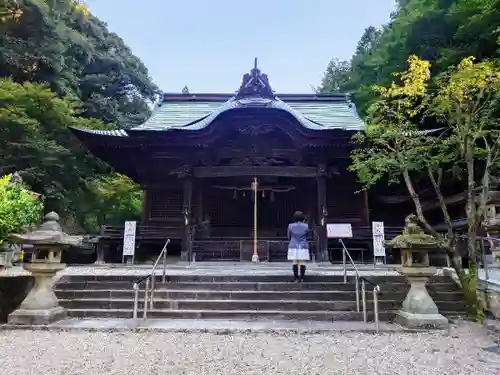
[372,221,386,257]
[122,221,137,257]
[327,223,353,238]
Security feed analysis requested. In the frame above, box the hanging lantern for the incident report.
[262,190,265,198]
[270,191,275,202]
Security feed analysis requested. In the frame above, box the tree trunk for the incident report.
[403,166,482,319]
[401,168,436,235]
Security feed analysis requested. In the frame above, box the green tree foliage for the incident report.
[319,0,500,113]
[316,59,352,94]
[0,0,158,127]
[82,174,143,231]
[0,173,43,244]
[0,78,106,227]
[0,0,156,232]
[349,55,500,318]
[0,0,22,25]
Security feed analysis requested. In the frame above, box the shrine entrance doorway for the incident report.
[201,176,315,239]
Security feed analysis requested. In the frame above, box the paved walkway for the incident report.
[0,263,402,278]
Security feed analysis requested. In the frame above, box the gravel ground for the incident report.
[0,323,499,375]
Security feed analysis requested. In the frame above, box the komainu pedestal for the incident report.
[7,212,80,325]
[385,214,449,329]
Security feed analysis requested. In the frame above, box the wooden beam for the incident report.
[193,166,318,178]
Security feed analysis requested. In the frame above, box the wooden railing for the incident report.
[190,239,317,262]
[99,224,183,241]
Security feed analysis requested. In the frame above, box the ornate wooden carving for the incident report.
[235,58,275,100]
[317,164,327,177]
[228,156,285,166]
[237,125,274,136]
[199,145,303,166]
[193,166,318,178]
[169,165,192,178]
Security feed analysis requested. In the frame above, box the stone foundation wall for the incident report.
[0,276,34,322]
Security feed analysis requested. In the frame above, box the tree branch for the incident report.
[476,136,497,223]
[401,167,440,238]
[427,164,454,238]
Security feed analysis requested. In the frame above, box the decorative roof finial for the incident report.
[235,58,275,100]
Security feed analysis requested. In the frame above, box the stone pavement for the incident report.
[0,262,402,279]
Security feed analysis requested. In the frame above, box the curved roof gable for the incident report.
[132,59,365,132]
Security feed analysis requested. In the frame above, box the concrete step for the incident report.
[65,308,395,321]
[54,288,465,302]
[53,272,466,321]
[58,297,466,313]
[56,281,363,292]
[55,280,460,295]
[58,298,393,311]
[57,274,460,284]
[59,275,362,283]
[56,289,364,301]
[64,308,465,321]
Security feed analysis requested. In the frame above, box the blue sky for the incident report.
[86,0,396,93]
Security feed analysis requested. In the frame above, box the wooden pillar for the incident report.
[95,225,106,264]
[195,179,204,223]
[140,188,148,224]
[316,164,328,262]
[363,190,370,224]
[181,168,193,262]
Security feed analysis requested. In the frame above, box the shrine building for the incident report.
[70,60,408,263]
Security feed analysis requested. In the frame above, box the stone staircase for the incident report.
[54,274,467,321]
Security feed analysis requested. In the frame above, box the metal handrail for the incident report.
[132,238,170,319]
[339,239,381,332]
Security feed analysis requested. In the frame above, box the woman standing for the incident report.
[287,211,310,282]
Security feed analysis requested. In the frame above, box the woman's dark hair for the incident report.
[292,211,305,222]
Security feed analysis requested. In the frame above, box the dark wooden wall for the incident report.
[326,172,367,225]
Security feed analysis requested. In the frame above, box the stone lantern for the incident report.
[385,214,449,329]
[7,212,80,325]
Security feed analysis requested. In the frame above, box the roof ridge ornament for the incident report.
[235,58,275,100]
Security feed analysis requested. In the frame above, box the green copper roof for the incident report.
[132,96,365,132]
[135,101,222,130]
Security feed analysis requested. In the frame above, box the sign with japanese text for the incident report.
[372,221,386,257]
[327,223,353,238]
[122,221,137,257]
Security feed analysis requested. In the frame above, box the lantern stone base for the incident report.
[7,261,66,325]
[396,266,449,329]
[395,310,449,329]
[491,249,500,265]
[8,306,66,325]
